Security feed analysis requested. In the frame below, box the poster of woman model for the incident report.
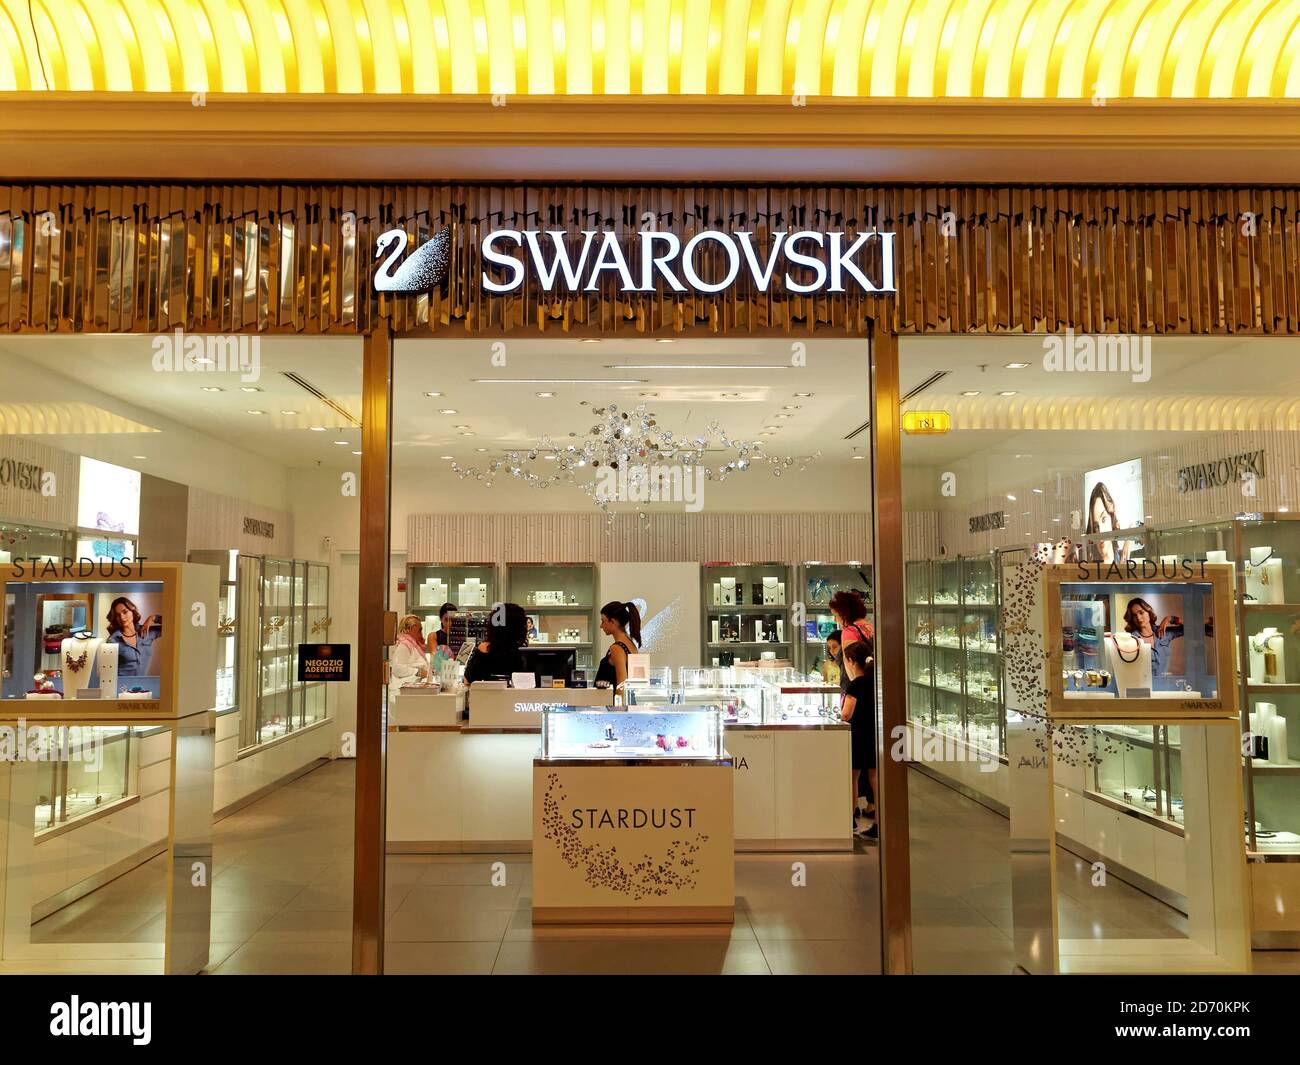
[1083,458,1144,563]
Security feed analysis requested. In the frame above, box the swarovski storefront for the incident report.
[0,181,1294,974]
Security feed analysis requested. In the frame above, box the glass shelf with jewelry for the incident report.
[742,667,841,725]
[1086,724,1183,828]
[34,725,135,835]
[1150,515,1300,853]
[680,666,764,724]
[798,562,873,675]
[905,560,935,731]
[700,562,795,669]
[539,705,726,761]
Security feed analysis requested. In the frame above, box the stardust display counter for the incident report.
[531,706,734,924]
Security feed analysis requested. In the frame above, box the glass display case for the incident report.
[681,666,764,723]
[798,562,873,675]
[753,669,841,725]
[189,549,239,715]
[701,562,794,668]
[1154,514,1300,852]
[508,563,597,673]
[1081,724,1183,829]
[0,521,72,567]
[539,705,725,760]
[905,554,1006,756]
[229,554,331,750]
[33,725,134,835]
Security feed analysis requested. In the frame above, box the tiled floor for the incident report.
[27,759,1300,974]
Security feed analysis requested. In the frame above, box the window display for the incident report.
[1043,560,1234,719]
[2,577,169,708]
[539,705,725,760]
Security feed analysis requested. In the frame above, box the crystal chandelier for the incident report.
[448,401,819,515]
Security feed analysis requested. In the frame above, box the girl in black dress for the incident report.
[595,600,642,690]
[841,639,877,841]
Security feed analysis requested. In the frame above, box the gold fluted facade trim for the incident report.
[3,0,1300,98]
[0,183,1294,336]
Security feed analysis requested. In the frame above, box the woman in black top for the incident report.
[464,603,528,685]
[595,600,641,689]
[426,601,457,657]
[841,639,877,841]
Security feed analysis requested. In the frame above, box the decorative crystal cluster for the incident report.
[448,401,820,517]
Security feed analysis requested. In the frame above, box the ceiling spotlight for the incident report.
[640,392,658,398]
[240,386,262,393]
[201,386,223,393]
[761,431,776,436]
[655,338,675,343]
[782,405,801,410]
[424,391,443,398]
[460,431,475,437]
[851,455,866,461]
[536,392,556,398]
[475,447,488,452]
[1006,494,1017,501]
[439,408,458,415]
[454,424,470,430]
[1052,517,1061,522]
[280,409,298,415]
[352,450,362,456]
[775,414,792,419]
[132,455,147,460]
[246,410,266,415]
[1005,362,1030,369]
[763,426,781,431]
[440,455,454,460]
[794,392,813,398]
[997,390,1018,397]
[961,390,981,397]
[1032,488,1044,494]
[334,440,349,445]
[309,426,326,431]
[720,392,741,398]
[581,338,601,344]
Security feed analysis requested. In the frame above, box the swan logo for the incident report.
[480,229,895,295]
[374,228,452,292]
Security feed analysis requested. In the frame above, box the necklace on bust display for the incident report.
[65,649,89,672]
[1110,633,1141,663]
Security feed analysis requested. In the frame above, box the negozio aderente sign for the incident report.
[373,227,896,295]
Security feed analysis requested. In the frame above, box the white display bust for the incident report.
[1106,632,1153,697]
[60,635,102,697]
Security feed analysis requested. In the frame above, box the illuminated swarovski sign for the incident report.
[372,227,896,295]
[482,229,896,294]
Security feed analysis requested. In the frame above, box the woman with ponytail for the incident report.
[596,600,642,690]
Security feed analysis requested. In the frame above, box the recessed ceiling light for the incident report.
[720,392,741,398]
[961,390,981,397]
[240,386,262,393]
[775,413,792,419]
[460,431,475,436]
[246,409,266,415]
[1005,362,1030,369]
[132,455,147,460]
[1032,488,1044,494]
[1052,517,1061,522]
[438,408,458,415]
[424,391,443,397]
[998,390,1017,397]
[201,386,223,393]
[536,392,556,398]
[761,431,776,436]
[851,455,866,461]
[1281,506,1291,513]
[280,409,298,415]
[763,426,781,431]
[310,426,326,432]
[440,455,454,460]
[334,440,349,445]
[454,424,470,430]
[794,392,813,398]
[782,405,801,410]
[1007,494,1017,501]
[640,392,658,397]
[607,364,786,371]
[655,338,675,343]
[470,378,647,385]
[352,450,362,456]
[475,447,488,452]
[581,338,601,344]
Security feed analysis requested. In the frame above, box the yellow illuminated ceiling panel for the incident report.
[0,0,1297,95]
